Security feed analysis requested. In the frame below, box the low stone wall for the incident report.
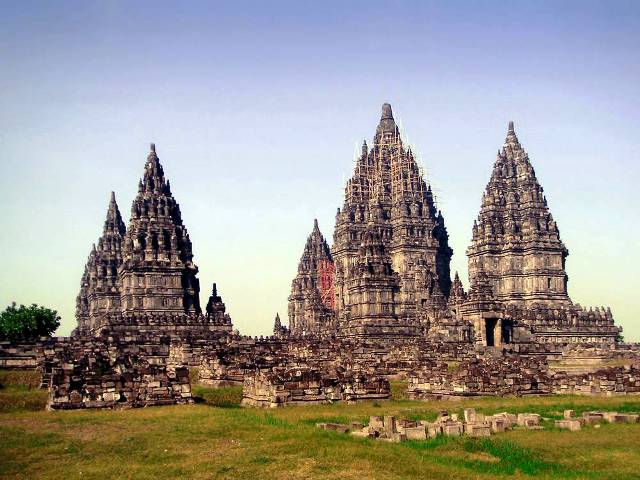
[552,365,640,396]
[407,355,551,399]
[0,338,70,370]
[408,355,640,399]
[241,367,390,407]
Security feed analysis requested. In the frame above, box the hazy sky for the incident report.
[1,1,638,340]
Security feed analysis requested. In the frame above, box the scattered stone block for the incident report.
[385,432,407,443]
[443,422,464,436]
[383,416,397,434]
[426,423,442,438]
[398,419,418,429]
[404,426,427,440]
[517,413,541,428]
[464,408,476,423]
[369,416,384,430]
[582,411,605,424]
[555,419,582,431]
[604,412,639,424]
[465,423,491,437]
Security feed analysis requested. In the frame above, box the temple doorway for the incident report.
[485,318,498,347]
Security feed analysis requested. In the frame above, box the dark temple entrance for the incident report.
[501,320,513,344]
[485,318,498,347]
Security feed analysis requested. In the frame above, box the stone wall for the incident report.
[408,355,640,399]
[552,365,640,396]
[241,366,390,407]
[46,337,193,410]
[0,338,69,371]
[408,355,551,399]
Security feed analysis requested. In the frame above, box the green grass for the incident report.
[1,371,640,479]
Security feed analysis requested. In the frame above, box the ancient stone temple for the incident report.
[73,144,234,341]
[467,122,569,307]
[5,109,633,412]
[119,144,201,315]
[75,192,127,333]
[288,219,335,336]
[332,103,452,337]
[462,122,620,345]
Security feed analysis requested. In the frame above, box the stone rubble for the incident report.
[318,408,639,442]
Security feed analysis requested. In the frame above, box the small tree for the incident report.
[0,303,60,342]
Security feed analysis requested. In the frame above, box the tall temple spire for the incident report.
[119,144,201,314]
[467,123,569,307]
[288,219,335,336]
[75,192,127,333]
[332,103,452,339]
[104,191,126,237]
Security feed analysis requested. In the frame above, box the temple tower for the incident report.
[466,122,570,307]
[333,103,452,334]
[340,221,422,338]
[119,144,201,314]
[288,219,336,336]
[75,192,126,333]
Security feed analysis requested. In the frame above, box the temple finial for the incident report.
[505,121,519,145]
[381,103,393,120]
[150,143,156,153]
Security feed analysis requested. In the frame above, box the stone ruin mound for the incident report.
[46,341,192,410]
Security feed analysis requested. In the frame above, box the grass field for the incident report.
[1,371,640,479]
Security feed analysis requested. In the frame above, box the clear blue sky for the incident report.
[1,1,638,339]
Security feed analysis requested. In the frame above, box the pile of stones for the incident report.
[241,366,390,407]
[47,359,192,410]
[319,408,640,440]
[317,408,542,442]
[45,335,193,410]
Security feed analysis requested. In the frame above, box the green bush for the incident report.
[0,303,60,341]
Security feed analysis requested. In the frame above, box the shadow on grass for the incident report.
[191,385,243,409]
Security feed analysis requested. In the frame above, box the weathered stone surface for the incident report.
[404,426,427,440]
[45,336,193,410]
[241,367,390,407]
[555,419,582,431]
